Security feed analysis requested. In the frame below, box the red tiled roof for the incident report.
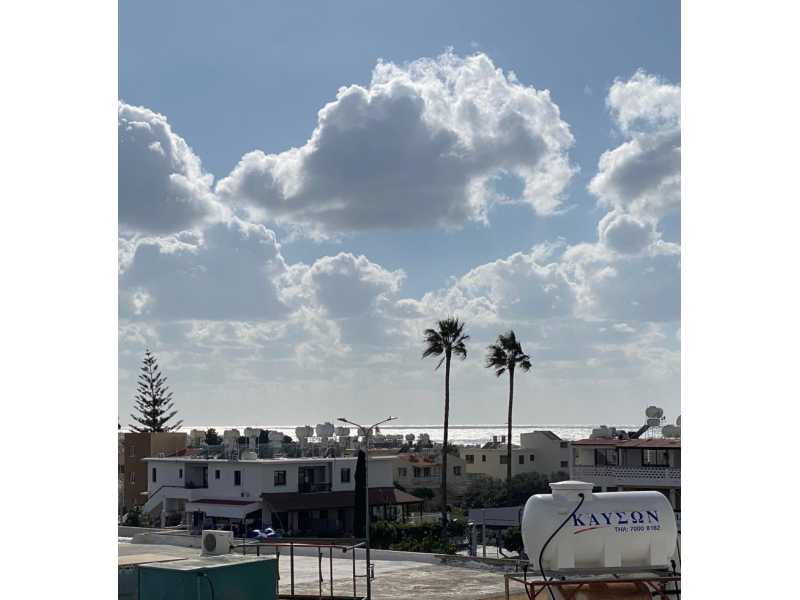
[572,438,681,448]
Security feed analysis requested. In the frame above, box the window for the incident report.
[398,467,407,477]
[453,466,462,476]
[529,454,535,462]
[319,509,328,519]
[560,442,569,449]
[595,448,619,466]
[413,467,422,478]
[215,469,220,480]
[274,470,286,486]
[423,467,431,477]
[481,455,486,462]
[234,470,242,486]
[518,455,524,465]
[341,468,351,483]
[119,465,125,474]
[152,468,157,483]
[465,454,475,464]
[643,449,670,467]
[178,468,183,479]
[560,461,569,468]
[129,446,135,457]
[500,455,508,464]
[130,472,135,484]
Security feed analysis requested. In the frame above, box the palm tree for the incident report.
[485,330,532,485]
[422,317,469,526]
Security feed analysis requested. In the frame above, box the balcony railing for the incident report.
[571,465,681,486]
[299,482,331,493]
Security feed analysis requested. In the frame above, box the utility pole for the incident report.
[338,416,396,600]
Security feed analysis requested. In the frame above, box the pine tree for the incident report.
[129,349,182,433]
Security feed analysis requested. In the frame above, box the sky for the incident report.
[118,0,681,428]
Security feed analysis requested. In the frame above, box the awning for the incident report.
[261,487,423,512]
[186,499,262,519]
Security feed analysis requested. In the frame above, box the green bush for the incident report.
[369,521,457,554]
[464,472,556,508]
[502,526,524,554]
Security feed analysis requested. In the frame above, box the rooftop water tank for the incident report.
[295,425,313,439]
[268,430,284,442]
[315,422,335,438]
[521,481,677,570]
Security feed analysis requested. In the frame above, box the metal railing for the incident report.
[299,482,332,493]
[571,465,681,484]
[232,540,368,599]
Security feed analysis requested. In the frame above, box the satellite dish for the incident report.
[645,406,664,419]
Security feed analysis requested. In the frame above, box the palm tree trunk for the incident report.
[441,351,450,527]
[507,367,514,485]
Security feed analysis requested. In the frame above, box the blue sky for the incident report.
[119,1,680,426]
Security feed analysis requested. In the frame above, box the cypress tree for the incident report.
[129,349,182,433]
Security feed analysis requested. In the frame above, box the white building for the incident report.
[570,437,681,510]
[459,430,571,480]
[142,455,422,535]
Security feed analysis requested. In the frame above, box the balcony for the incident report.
[299,482,332,493]
[571,465,681,488]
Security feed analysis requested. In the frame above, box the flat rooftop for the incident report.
[119,541,519,599]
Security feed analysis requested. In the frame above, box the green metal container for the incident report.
[137,555,277,600]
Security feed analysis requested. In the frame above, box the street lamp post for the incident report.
[338,416,396,600]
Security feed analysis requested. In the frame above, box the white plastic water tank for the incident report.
[521,481,677,570]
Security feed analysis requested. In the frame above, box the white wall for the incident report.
[146,456,394,500]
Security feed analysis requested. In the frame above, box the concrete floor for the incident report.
[119,542,521,599]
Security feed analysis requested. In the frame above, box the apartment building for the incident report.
[119,431,188,513]
[393,452,467,504]
[459,430,571,480]
[569,437,681,510]
[142,455,423,535]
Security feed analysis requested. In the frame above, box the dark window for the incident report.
[341,468,351,483]
[465,454,475,464]
[398,467,407,477]
[319,509,328,519]
[215,469,220,480]
[560,461,569,468]
[274,470,286,486]
[129,446,135,457]
[560,442,569,449]
[119,465,125,474]
[500,455,508,464]
[423,467,431,477]
[178,468,183,479]
[529,454,535,462]
[643,449,670,467]
[518,455,524,465]
[595,448,619,466]
[234,470,242,486]
[481,455,486,462]
[413,467,421,477]
[152,468,157,483]
[453,466,462,476]
[130,472,135,484]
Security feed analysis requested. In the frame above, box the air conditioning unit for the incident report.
[201,530,233,556]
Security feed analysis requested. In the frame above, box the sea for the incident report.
[166,424,637,445]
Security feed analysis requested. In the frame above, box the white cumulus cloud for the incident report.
[216,52,576,236]
[119,102,224,235]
